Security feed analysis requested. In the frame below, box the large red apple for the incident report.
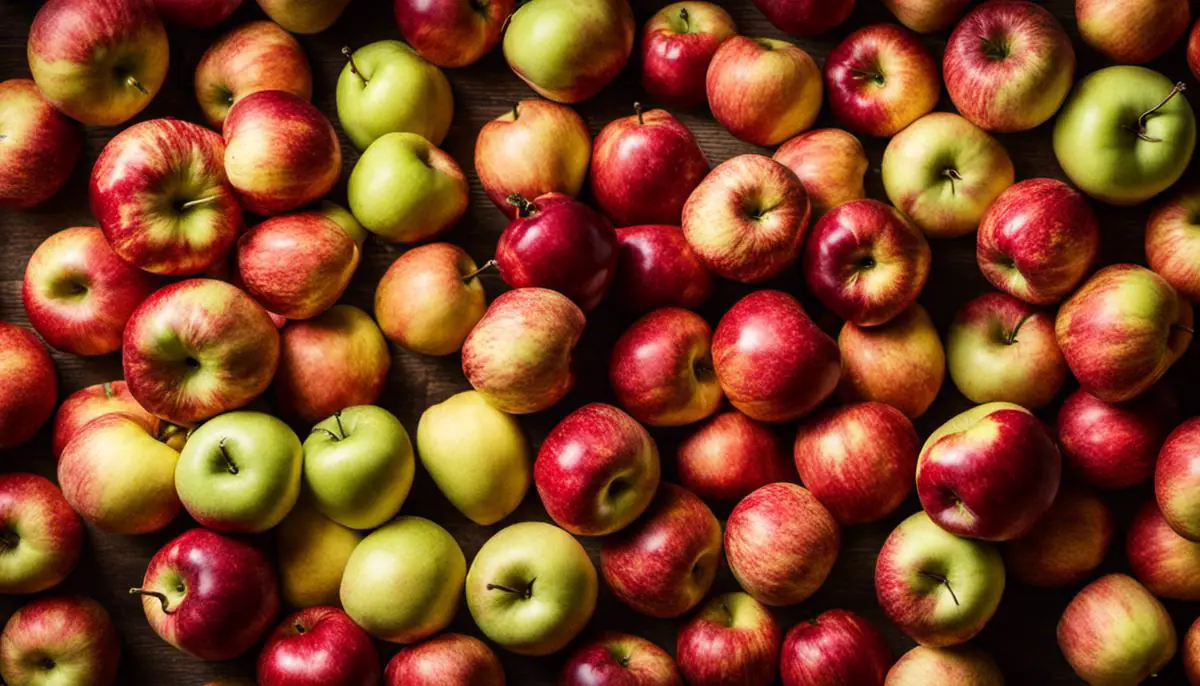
[257,607,380,686]
[612,225,714,313]
[561,632,682,686]
[0,323,56,449]
[1003,482,1113,587]
[195,20,313,129]
[395,0,514,68]
[237,212,359,320]
[1156,417,1200,541]
[1057,384,1178,489]
[0,79,81,209]
[640,2,737,109]
[51,380,155,459]
[837,304,945,419]
[677,411,793,502]
[707,37,823,146]
[676,592,781,686]
[780,609,892,686]
[385,633,505,685]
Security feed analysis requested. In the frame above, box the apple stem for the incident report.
[312,428,341,442]
[920,571,960,606]
[102,382,115,398]
[462,259,497,284]
[486,582,533,599]
[1174,323,1195,335]
[180,195,221,211]
[129,588,173,614]
[342,47,367,84]
[1005,314,1032,345]
[634,102,644,125]
[334,410,346,439]
[941,168,962,194]
[125,74,148,95]
[506,194,537,218]
[218,438,239,475]
[1131,82,1187,142]
[511,103,520,120]
[679,7,690,31]
[850,68,885,86]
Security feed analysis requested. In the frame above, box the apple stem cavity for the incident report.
[462,259,497,284]
[634,102,644,125]
[1130,82,1187,142]
[1174,323,1195,335]
[919,571,960,606]
[125,74,148,95]
[129,588,173,614]
[342,47,367,84]
[486,581,533,600]
[506,194,538,218]
[980,36,1009,61]
[0,529,18,550]
[218,438,239,475]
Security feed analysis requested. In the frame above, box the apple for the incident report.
[1056,264,1193,402]
[838,304,945,418]
[375,243,488,356]
[1192,20,1200,80]
[51,381,155,459]
[256,0,351,33]
[613,225,714,312]
[1156,417,1200,541]
[395,0,513,68]
[495,193,618,311]
[195,21,311,129]
[0,79,81,210]
[1076,0,1190,64]
[275,498,361,608]
[682,155,811,283]
[474,99,591,217]
[803,199,931,326]
[824,23,940,138]
[562,632,680,686]
[754,0,852,36]
[23,226,157,356]
[1003,483,1113,587]
[340,517,465,643]
[712,290,840,423]
[502,0,635,103]
[882,112,1015,239]
[336,40,453,150]
[0,324,55,450]
[123,279,280,424]
[793,402,919,525]
[466,521,597,656]
[257,607,380,686]
[677,411,793,502]
[58,413,181,534]
[0,474,82,595]
[304,405,414,530]
[348,132,468,244]
[461,288,585,414]
[945,292,1067,408]
[875,511,1005,647]
[977,178,1101,305]
[676,592,781,686]
[0,595,119,686]
[707,37,822,146]
[773,129,868,215]
[1187,619,1200,685]
[1127,498,1200,601]
[535,403,660,536]
[1147,186,1200,302]
[641,2,737,109]
[386,634,506,685]
[1057,384,1178,489]
[885,646,1003,685]
[154,0,241,27]
[882,0,971,33]
[1054,66,1196,206]
[944,2,1075,132]
[600,483,722,618]
[27,0,168,126]
[1058,574,1177,685]
[223,89,341,216]
[781,609,891,686]
[417,391,531,526]
[237,213,359,319]
[134,528,279,661]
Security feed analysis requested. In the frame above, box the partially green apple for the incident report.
[336,40,453,150]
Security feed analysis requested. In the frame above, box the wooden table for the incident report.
[1,0,1196,683]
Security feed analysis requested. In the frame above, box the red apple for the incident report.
[0,79,81,210]
[22,226,157,356]
[237,212,359,319]
[773,129,868,216]
[1146,186,1200,302]
[601,483,722,618]
[712,290,840,423]
[824,23,940,138]
[883,0,971,32]
[1076,0,1190,64]
[837,304,945,419]
[885,646,1003,685]
[677,411,794,502]
[195,20,313,128]
[0,595,119,686]
[1156,417,1200,541]
[781,609,892,686]
[1003,482,1113,587]
[385,633,505,685]
[0,474,82,595]
[395,0,515,68]
[257,607,380,686]
[1057,384,1178,489]
[1127,498,1200,601]
[1191,20,1200,82]
[676,592,781,686]
[374,243,488,356]
[612,225,714,312]
[0,323,56,449]
[51,381,155,459]
[154,0,242,27]
[753,0,853,37]
[640,2,737,109]
[562,632,682,686]
[707,37,823,146]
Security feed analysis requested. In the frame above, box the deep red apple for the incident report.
[385,633,505,685]
[561,632,682,686]
[677,411,794,502]
[257,606,380,686]
[754,0,854,37]
[613,225,714,312]
[0,323,56,449]
[640,2,737,109]
[395,0,515,68]
[676,592,781,686]
[1156,417,1200,541]
[781,609,892,686]
[1057,384,1178,489]
[1127,498,1200,601]
[1003,482,1114,587]
[0,79,82,210]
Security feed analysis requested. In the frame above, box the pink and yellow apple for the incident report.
[1146,186,1200,302]
[781,609,891,686]
[1127,498,1200,600]
[707,37,822,146]
[0,595,120,686]
[51,381,156,459]
[374,243,488,356]
[886,646,1003,685]
[0,79,81,209]
[1002,482,1113,587]
[773,129,868,215]
[882,0,971,33]
[1156,417,1200,541]
[0,323,57,449]
[0,474,83,595]
[1076,0,1190,64]
[195,21,313,128]
[1058,574,1177,685]
[237,212,359,320]
[677,412,793,502]
[837,304,945,419]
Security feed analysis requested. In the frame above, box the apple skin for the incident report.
[275,499,361,609]
[474,100,591,218]
[838,304,945,419]
[0,595,120,686]
[336,40,454,151]
[223,89,341,216]
[257,0,351,33]
[1003,482,1113,587]
[882,0,971,33]
[562,632,681,686]
[977,178,1101,305]
[600,483,722,619]
[682,155,811,284]
[257,607,380,686]
[0,323,56,450]
[676,592,781,686]
[706,37,823,146]
[1057,384,1178,489]
[1156,417,1200,541]
[23,226,157,356]
[154,0,241,27]
[0,474,82,595]
[944,1,1075,133]
[535,403,661,536]
[609,308,722,427]
[591,107,709,227]
[51,381,155,459]
[27,0,168,126]
[237,213,358,320]
[385,633,506,686]
[773,129,868,216]
[754,0,852,37]
[1058,574,1177,685]
[945,292,1067,409]
[395,0,515,68]
[613,225,714,313]
[677,411,794,502]
[641,2,737,109]
[1127,498,1200,601]
[1186,619,1200,685]
[1055,264,1193,403]
[794,402,919,526]
[824,23,940,138]
[1147,186,1200,302]
[195,20,312,129]
[885,646,1003,685]
[803,199,931,326]
[123,279,281,424]
[375,243,487,356]
[875,511,1005,647]
[461,288,585,414]
[0,79,81,210]
[1076,0,1190,65]
[712,290,841,423]
[780,609,891,686]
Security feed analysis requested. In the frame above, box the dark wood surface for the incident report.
[1,0,1198,683]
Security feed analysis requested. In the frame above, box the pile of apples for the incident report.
[2,0,1200,683]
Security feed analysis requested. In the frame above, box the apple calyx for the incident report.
[218,438,240,475]
[1129,83,1187,142]
[979,35,1010,61]
[919,570,960,606]
[341,47,368,85]
[506,194,538,218]
[129,587,174,614]
[486,581,533,600]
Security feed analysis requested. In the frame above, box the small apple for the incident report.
[1147,186,1200,302]
[837,304,945,419]
[375,243,488,356]
[0,595,119,686]
[676,592,781,686]
[773,129,868,215]
[1057,384,1178,489]
[677,411,793,502]
[641,2,737,109]
[1003,483,1114,587]
[1127,498,1200,601]
[781,609,892,686]
[1058,574,1177,685]
[237,212,359,319]
[882,0,971,33]
[0,79,81,209]
[824,23,940,137]
[336,40,454,150]
[0,324,55,450]
[256,0,351,33]
[51,381,155,459]
[1076,0,1190,64]
[707,37,822,146]
[562,632,680,686]
[275,498,362,608]
[612,225,714,312]
[753,0,852,37]
[885,646,1003,685]
[395,0,515,68]
[195,21,312,129]
[0,474,82,595]
[386,634,506,686]
[257,607,380,686]
[1156,417,1200,541]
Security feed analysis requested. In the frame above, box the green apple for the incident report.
[1054,66,1196,206]
[348,132,469,244]
[258,0,352,34]
[466,521,597,656]
[303,405,415,530]
[320,200,367,248]
[416,391,531,526]
[336,40,454,150]
[275,497,362,608]
[175,411,302,533]
[340,516,465,643]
